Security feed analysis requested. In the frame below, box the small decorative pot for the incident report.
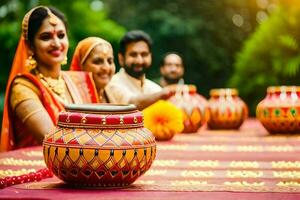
[168,84,208,133]
[256,86,300,134]
[207,88,248,129]
[43,104,156,187]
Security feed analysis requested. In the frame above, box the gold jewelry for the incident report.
[22,6,59,40]
[61,56,67,65]
[45,8,59,26]
[35,69,67,104]
[25,55,37,71]
[22,7,39,40]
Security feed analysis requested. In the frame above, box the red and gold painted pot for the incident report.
[256,86,300,134]
[168,84,208,133]
[43,104,156,187]
[207,88,248,129]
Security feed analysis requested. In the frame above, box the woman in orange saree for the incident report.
[0,6,98,152]
[70,37,128,103]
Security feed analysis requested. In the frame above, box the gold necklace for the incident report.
[34,69,67,104]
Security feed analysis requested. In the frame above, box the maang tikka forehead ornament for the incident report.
[22,6,59,41]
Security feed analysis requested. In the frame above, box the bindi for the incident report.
[50,27,57,35]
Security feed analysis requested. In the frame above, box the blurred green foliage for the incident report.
[2,0,299,120]
[106,0,259,96]
[229,3,300,115]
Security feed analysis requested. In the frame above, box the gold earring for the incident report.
[26,55,37,71]
[61,56,67,65]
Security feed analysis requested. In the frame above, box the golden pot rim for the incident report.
[168,84,197,93]
[267,86,300,93]
[209,88,238,96]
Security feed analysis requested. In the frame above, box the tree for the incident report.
[229,1,300,114]
[106,0,259,96]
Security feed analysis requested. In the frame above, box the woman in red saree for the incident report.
[0,6,98,152]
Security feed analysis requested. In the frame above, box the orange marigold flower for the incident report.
[143,100,184,141]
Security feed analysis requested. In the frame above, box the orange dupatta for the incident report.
[70,37,113,71]
[0,36,66,152]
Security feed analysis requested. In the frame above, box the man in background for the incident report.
[159,52,184,87]
[107,30,173,110]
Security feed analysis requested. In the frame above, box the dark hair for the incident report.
[160,52,184,67]
[27,6,68,47]
[118,30,152,55]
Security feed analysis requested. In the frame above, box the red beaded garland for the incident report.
[0,168,53,189]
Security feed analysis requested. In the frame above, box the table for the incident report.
[1,119,300,199]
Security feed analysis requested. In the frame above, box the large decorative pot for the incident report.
[43,104,156,187]
[207,88,248,129]
[256,86,300,134]
[168,84,208,133]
